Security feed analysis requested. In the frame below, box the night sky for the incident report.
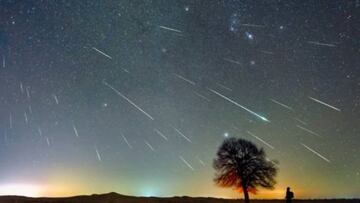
[0,0,359,199]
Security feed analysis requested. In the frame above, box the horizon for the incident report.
[0,191,359,200]
[0,0,359,200]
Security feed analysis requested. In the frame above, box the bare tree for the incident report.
[213,138,278,203]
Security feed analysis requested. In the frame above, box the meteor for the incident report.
[309,97,341,112]
[223,57,242,66]
[121,134,132,149]
[46,137,51,146]
[20,82,24,93]
[144,140,155,151]
[301,143,330,163]
[95,146,102,161]
[179,155,194,171]
[296,125,321,137]
[197,157,206,166]
[73,124,79,137]
[216,83,233,91]
[208,88,270,122]
[103,80,154,120]
[24,112,28,124]
[293,117,307,125]
[174,73,196,85]
[26,87,31,99]
[239,23,265,28]
[173,127,192,143]
[159,25,182,33]
[92,47,113,59]
[154,128,168,141]
[193,91,211,102]
[307,41,336,47]
[37,127,42,137]
[53,94,59,104]
[270,99,293,111]
[247,131,274,149]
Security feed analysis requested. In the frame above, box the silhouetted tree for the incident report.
[213,138,278,203]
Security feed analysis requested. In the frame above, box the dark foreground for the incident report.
[0,193,358,203]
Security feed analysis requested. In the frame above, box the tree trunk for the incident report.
[243,187,250,203]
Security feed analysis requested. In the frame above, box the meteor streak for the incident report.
[26,87,31,99]
[179,156,194,171]
[296,125,321,137]
[223,57,242,66]
[73,124,79,137]
[46,137,50,146]
[307,41,336,47]
[103,80,154,120]
[193,91,211,102]
[247,131,274,149]
[270,99,293,111]
[208,88,270,122]
[174,73,196,85]
[216,83,233,91]
[92,47,113,59]
[121,134,132,149]
[154,128,168,141]
[301,143,330,163]
[53,94,59,104]
[159,25,182,33]
[24,112,28,124]
[309,97,341,112]
[294,118,307,125]
[20,82,24,93]
[144,140,155,151]
[95,146,102,161]
[173,127,192,143]
[239,23,265,28]
[197,157,206,166]
[37,127,42,137]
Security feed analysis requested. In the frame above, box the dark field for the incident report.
[0,193,358,203]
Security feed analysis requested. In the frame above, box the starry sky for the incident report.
[0,0,359,199]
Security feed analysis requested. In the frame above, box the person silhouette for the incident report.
[285,187,294,203]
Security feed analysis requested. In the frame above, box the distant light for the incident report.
[224,132,229,137]
[279,25,284,30]
[140,187,157,197]
[102,102,108,107]
[250,60,256,65]
[184,6,189,11]
[0,183,42,197]
[245,31,254,40]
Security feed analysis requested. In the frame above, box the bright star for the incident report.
[245,31,254,40]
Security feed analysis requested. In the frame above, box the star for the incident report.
[245,31,254,40]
